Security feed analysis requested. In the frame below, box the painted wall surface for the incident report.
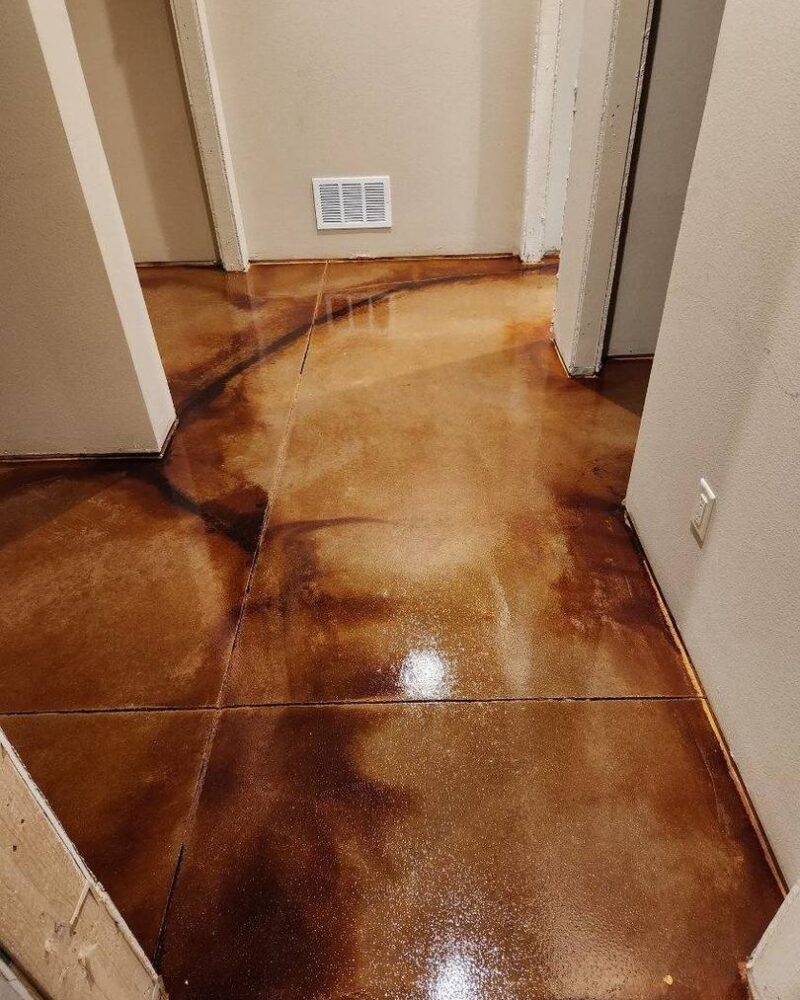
[0,0,175,455]
[627,0,800,882]
[748,885,800,1000]
[607,0,724,356]
[65,0,215,263]
[204,0,538,259]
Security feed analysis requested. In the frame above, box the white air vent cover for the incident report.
[312,176,391,230]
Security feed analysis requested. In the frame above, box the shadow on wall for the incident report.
[475,0,538,251]
[66,0,215,262]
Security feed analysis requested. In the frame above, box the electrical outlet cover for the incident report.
[691,477,716,543]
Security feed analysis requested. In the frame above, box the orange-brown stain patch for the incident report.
[160,701,780,1000]
[0,256,781,1000]
[161,706,414,1000]
[225,264,689,704]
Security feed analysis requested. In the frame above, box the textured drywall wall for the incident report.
[204,0,537,259]
[0,0,175,455]
[66,0,215,263]
[626,0,800,882]
[749,885,800,999]
[607,0,724,356]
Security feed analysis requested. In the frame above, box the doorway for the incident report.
[553,0,726,374]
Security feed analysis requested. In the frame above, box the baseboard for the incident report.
[623,506,788,897]
[134,251,561,271]
[243,252,561,267]
[136,260,216,268]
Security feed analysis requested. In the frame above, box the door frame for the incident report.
[551,0,655,375]
[169,0,249,272]
[520,0,584,263]
[748,885,800,999]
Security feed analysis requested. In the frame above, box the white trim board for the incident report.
[520,0,584,263]
[520,0,561,262]
[169,0,248,271]
[552,0,655,374]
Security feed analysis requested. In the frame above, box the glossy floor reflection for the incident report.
[226,258,688,704]
[0,263,324,710]
[161,701,777,1000]
[0,257,781,997]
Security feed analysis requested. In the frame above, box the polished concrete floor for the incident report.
[0,257,780,998]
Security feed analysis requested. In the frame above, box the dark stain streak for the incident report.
[546,489,677,642]
[268,521,408,703]
[175,320,313,420]
[265,515,391,538]
[176,268,549,423]
[129,462,267,553]
[164,708,414,1000]
[0,457,265,554]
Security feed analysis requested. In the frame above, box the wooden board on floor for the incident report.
[0,729,164,1000]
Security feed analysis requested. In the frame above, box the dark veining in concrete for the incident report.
[0,256,781,1000]
[162,707,414,1000]
[226,266,688,705]
[160,701,780,1000]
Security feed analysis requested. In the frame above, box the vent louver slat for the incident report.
[318,183,342,226]
[341,183,365,224]
[313,176,391,230]
[364,182,386,223]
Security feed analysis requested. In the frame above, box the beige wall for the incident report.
[626,0,800,882]
[66,0,215,263]
[607,0,724,356]
[748,886,800,999]
[0,0,175,455]
[204,0,538,259]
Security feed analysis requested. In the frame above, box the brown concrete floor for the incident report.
[0,257,781,998]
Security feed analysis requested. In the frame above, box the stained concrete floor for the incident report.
[0,257,781,998]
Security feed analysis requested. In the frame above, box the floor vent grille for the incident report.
[313,176,392,230]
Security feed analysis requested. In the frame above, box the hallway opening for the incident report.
[2,1,798,997]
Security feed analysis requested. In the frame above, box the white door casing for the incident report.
[520,0,584,263]
[169,0,249,271]
[552,0,655,374]
[749,885,800,1000]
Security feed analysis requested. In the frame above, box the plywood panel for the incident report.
[0,730,163,1000]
